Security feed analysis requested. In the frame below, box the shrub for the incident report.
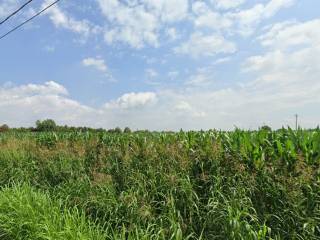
[260,125,272,132]
[0,184,106,240]
[36,119,57,132]
[0,124,9,132]
[124,127,131,133]
[108,127,122,134]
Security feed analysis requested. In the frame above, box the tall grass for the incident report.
[0,128,319,239]
[0,184,106,240]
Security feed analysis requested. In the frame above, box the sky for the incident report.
[0,0,319,130]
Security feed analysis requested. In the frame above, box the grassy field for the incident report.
[0,128,319,239]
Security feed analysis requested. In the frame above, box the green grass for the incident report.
[0,128,319,239]
[0,184,106,240]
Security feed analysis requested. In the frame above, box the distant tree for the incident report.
[0,124,9,132]
[124,127,131,133]
[114,127,122,134]
[36,119,57,132]
[260,125,272,132]
[96,128,105,133]
[107,127,122,134]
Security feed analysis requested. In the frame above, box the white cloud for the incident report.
[3,7,320,130]
[185,67,216,87]
[43,45,55,53]
[241,18,320,114]
[97,0,188,48]
[166,28,179,41]
[143,0,189,22]
[258,19,320,49]
[168,71,179,79]
[108,18,319,129]
[98,0,159,48]
[43,0,98,37]
[231,0,295,35]
[145,68,158,78]
[82,57,107,72]
[23,0,296,52]
[192,1,208,15]
[82,57,116,83]
[263,0,295,18]
[0,0,18,18]
[192,0,295,35]
[105,92,157,110]
[192,1,233,30]
[174,32,236,58]
[211,0,246,10]
[0,81,94,127]
[174,101,207,118]
[213,57,231,65]
[0,81,68,98]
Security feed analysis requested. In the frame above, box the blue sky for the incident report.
[0,0,320,130]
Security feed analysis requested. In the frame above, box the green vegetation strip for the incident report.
[0,128,319,239]
[0,184,106,240]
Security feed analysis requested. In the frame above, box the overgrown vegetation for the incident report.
[0,127,319,239]
[35,119,57,132]
[0,184,106,240]
[0,124,9,133]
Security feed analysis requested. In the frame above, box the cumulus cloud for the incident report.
[3,2,320,130]
[145,68,158,79]
[231,0,295,35]
[192,2,233,30]
[105,92,157,110]
[213,57,231,65]
[0,81,94,127]
[168,71,179,79]
[165,28,179,41]
[211,0,246,10]
[174,32,236,58]
[97,0,188,48]
[82,57,107,72]
[97,0,158,48]
[240,18,320,117]
[181,0,294,57]
[186,74,213,87]
[43,0,99,37]
[0,81,68,98]
[20,0,296,52]
[191,0,295,35]
[0,0,18,18]
[244,21,320,108]
[0,82,158,129]
[258,19,320,49]
[174,101,207,118]
[143,0,189,22]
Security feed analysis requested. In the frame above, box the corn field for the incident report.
[0,128,319,239]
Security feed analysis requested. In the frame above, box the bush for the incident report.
[124,127,131,133]
[0,124,9,132]
[0,184,106,240]
[260,125,272,132]
[108,127,122,134]
[36,119,57,132]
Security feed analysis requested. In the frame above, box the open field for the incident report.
[0,128,319,239]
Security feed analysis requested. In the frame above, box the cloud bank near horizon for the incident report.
[1,0,319,130]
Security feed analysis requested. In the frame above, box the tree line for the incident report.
[0,119,134,133]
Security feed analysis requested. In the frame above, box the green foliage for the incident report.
[124,127,132,133]
[0,184,106,239]
[260,125,272,132]
[0,124,9,132]
[114,127,122,133]
[107,127,122,134]
[36,119,57,132]
[0,128,319,239]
